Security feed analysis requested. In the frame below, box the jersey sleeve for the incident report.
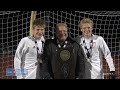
[14,38,27,78]
[99,36,115,71]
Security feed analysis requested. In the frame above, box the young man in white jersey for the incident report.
[75,18,115,79]
[14,18,45,79]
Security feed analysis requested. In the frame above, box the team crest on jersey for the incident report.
[92,42,96,48]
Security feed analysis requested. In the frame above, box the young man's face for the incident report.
[81,23,93,37]
[32,25,45,39]
[56,26,68,42]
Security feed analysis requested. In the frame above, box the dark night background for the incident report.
[0,11,120,56]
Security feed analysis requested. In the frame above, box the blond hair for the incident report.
[80,18,94,29]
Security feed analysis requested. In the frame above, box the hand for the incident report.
[109,71,115,79]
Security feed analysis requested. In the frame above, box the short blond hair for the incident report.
[80,18,94,29]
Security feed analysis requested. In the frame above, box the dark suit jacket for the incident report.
[41,37,85,79]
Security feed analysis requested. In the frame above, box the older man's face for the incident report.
[56,26,68,42]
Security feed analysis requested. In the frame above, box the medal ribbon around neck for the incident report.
[82,36,93,59]
[57,40,68,48]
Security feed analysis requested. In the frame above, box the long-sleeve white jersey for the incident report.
[77,34,115,79]
[14,36,45,79]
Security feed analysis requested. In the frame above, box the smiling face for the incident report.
[80,18,94,39]
[81,23,93,38]
[55,23,68,42]
[32,25,45,39]
[32,18,45,39]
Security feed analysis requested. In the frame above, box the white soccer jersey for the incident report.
[79,34,115,79]
[14,36,45,79]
